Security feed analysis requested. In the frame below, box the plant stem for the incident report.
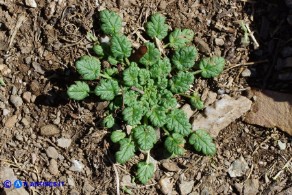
[179,93,191,99]
[125,58,130,66]
[100,73,112,80]
[146,150,150,164]
[131,86,144,94]
[163,43,170,48]
[193,70,202,75]
[162,128,170,136]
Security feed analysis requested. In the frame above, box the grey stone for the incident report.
[192,95,252,137]
[241,68,252,77]
[46,146,59,159]
[48,159,59,176]
[22,92,31,103]
[40,124,60,136]
[10,95,23,108]
[244,90,292,136]
[228,156,249,178]
[57,138,72,148]
[181,104,194,120]
[179,180,195,195]
[5,115,17,128]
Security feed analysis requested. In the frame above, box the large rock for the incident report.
[244,90,292,136]
[192,95,252,137]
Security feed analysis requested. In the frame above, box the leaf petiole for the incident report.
[193,70,202,75]
[146,150,150,164]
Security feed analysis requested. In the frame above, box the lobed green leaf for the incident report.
[164,133,186,155]
[76,55,101,80]
[172,46,198,70]
[67,81,90,101]
[136,162,155,184]
[146,13,169,40]
[199,56,225,78]
[94,79,120,100]
[190,93,204,110]
[150,58,171,78]
[111,130,126,143]
[139,42,160,66]
[159,89,177,109]
[147,106,167,127]
[102,114,115,128]
[116,138,135,164]
[170,72,194,94]
[189,129,216,155]
[166,109,191,136]
[122,104,144,125]
[111,35,132,60]
[169,29,194,49]
[123,90,139,106]
[123,63,140,87]
[100,10,122,35]
[133,125,157,151]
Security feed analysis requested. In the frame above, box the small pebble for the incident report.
[21,118,30,127]
[22,92,31,103]
[57,138,72,148]
[3,109,10,116]
[48,159,59,176]
[278,140,286,150]
[241,68,252,77]
[46,146,59,159]
[215,38,225,46]
[10,95,23,108]
[70,160,85,172]
[40,124,61,136]
[5,115,18,128]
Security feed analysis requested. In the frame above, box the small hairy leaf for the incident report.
[138,69,151,86]
[170,72,194,94]
[133,125,157,151]
[111,35,132,60]
[76,55,101,80]
[111,130,126,143]
[94,79,120,100]
[146,13,169,40]
[141,85,158,107]
[190,93,204,110]
[189,129,216,155]
[139,42,160,66]
[122,104,144,125]
[123,90,139,106]
[67,81,90,101]
[108,56,118,65]
[100,10,122,35]
[150,58,171,78]
[105,67,118,76]
[123,64,140,87]
[199,56,225,78]
[164,133,186,155]
[157,77,168,90]
[136,162,155,184]
[147,106,167,127]
[159,89,177,109]
[102,114,115,128]
[92,44,104,56]
[166,109,191,136]
[169,28,194,49]
[116,138,135,164]
[172,46,198,70]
